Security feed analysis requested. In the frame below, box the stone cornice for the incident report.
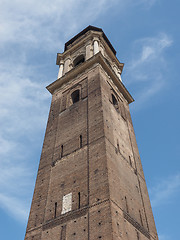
[47,52,134,104]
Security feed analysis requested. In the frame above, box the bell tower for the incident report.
[25,26,158,240]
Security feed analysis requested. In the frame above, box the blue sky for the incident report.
[0,0,179,239]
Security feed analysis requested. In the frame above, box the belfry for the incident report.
[25,26,158,240]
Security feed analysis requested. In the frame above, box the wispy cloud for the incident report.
[0,193,29,222]
[149,173,180,208]
[0,0,119,52]
[0,63,49,222]
[158,234,171,240]
[130,33,172,70]
[136,0,158,8]
[125,33,173,109]
[0,0,156,52]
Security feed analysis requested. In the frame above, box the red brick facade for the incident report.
[25,27,158,240]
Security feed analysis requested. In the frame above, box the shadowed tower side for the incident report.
[24,26,158,240]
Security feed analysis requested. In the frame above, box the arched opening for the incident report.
[73,55,85,67]
[71,90,80,104]
[112,94,118,106]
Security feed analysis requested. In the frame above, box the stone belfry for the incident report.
[25,26,158,240]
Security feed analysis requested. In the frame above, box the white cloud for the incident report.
[0,193,29,222]
[0,64,49,137]
[125,33,173,109]
[0,0,119,52]
[149,173,180,208]
[0,61,50,222]
[158,234,171,240]
[0,0,157,52]
[0,147,33,222]
[130,33,172,70]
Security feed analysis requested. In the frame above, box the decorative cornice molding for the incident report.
[47,52,134,104]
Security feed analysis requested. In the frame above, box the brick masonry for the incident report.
[24,28,158,240]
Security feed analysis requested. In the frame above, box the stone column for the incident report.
[57,61,64,79]
[117,72,122,82]
[93,40,99,55]
[86,42,93,60]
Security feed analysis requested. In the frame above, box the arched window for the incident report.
[112,94,118,106]
[71,90,80,104]
[112,94,120,113]
[73,55,85,67]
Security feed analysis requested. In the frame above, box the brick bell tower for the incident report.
[25,26,158,240]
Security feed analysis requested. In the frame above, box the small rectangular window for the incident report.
[129,156,132,167]
[60,145,63,158]
[78,192,81,209]
[117,143,120,153]
[125,196,129,213]
[80,135,82,148]
[71,90,80,104]
[54,202,57,218]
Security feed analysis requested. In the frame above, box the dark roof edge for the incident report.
[64,25,116,56]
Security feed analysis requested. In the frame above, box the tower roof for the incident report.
[64,25,117,56]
